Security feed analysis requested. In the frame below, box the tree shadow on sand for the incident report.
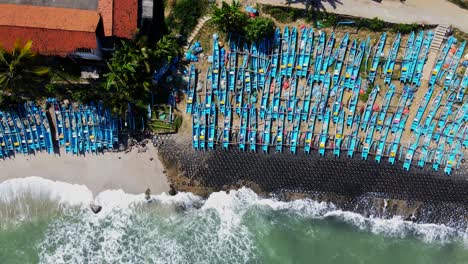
[285,0,344,11]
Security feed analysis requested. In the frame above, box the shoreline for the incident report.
[0,144,170,196]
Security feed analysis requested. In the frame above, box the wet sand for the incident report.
[0,145,170,196]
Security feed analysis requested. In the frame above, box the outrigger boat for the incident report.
[199,107,206,150]
[348,40,366,89]
[280,26,290,77]
[417,122,436,168]
[251,43,259,91]
[360,85,379,131]
[403,30,424,83]
[319,32,335,83]
[276,106,285,152]
[262,109,272,153]
[287,27,297,77]
[313,31,326,82]
[344,39,357,90]
[301,75,314,121]
[287,76,298,121]
[223,103,231,149]
[411,85,436,131]
[290,112,301,154]
[205,66,213,115]
[457,71,468,102]
[228,39,238,92]
[239,105,249,151]
[412,31,433,86]
[368,32,386,84]
[346,78,360,127]
[317,73,331,121]
[376,84,395,131]
[249,107,257,152]
[384,33,401,84]
[270,28,281,77]
[444,141,461,175]
[297,27,314,78]
[319,109,330,156]
[332,33,349,83]
[375,114,393,163]
[333,110,345,157]
[403,127,422,171]
[443,40,466,91]
[186,64,196,114]
[361,113,377,160]
[346,114,360,158]
[432,132,447,171]
[235,68,244,115]
[304,104,317,154]
[332,79,344,123]
[272,76,282,119]
[429,36,455,86]
[423,90,443,131]
[388,115,408,165]
[208,105,217,150]
[260,73,272,119]
[212,35,221,92]
[219,67,228,114]
[399,31,416,83]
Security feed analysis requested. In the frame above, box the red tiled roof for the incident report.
[113,0,138,39]
[0,4,100,32]
[0,26,97,56]
[98,0,113,37]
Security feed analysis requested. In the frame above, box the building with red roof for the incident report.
[0,0,144,58]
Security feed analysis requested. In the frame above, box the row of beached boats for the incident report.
[0,100,120,157]
[186,27,467,175]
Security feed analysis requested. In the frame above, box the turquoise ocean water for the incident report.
[0,177,467,264]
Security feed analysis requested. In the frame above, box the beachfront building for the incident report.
[0,0,147,60]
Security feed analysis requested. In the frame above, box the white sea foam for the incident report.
[0,177,466,263]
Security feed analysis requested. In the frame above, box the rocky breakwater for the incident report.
[154,134,468,229]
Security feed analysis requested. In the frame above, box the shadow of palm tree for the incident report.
[285,0,344,11]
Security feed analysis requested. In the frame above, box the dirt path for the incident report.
[255,0,468,33]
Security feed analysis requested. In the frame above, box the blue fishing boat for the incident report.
[197,108,206,150]
[368,33,386,84]
[223,103,231,149]
[260,74,272,119]
[249,107,257,152]
[403,127,422,171]
[297,27,314,78]
[272,76,282,119]
[0,118,7,157]
[287,27,297,77]
[375,114,393,163]
[270,28,281,77]
[296,27,308,78]
[346,114,360,158]
[205,66,213,115]
[262,110,272,153]
[332,33,349,83]
[304,105,317,154]
[235,69,244,115]
[388,115,408,165]
[344,39,357,89]
[429,36,455,86]
[417,122,436,168]
[251,43,259,91]
[444,142,461,175]
[276,107,285,152]
[212,35,220,92]
[391,86,411,134]
[399,31,416,82]
[290,112,301,154]
[219,67,228,114]
[443,41,466,91]
[457,72,468,102]
[361,113,377,160]
[313,31,326,82]
[319,32,335,83]
[333,110,345,157]
[208,105,217,150]
[348,40,366,89]
[423,89,443,130]
[412,31,433,86]
[346,78,360,127]
[376,84,395,131]
[432,132,447,171]
[404,31,424,83]
[239,106,249,151]
[228,40,238,91]
[384,33,401,84]
[319,109,330,156]
[317,73,331,121]
[411,85,436,131]
[331,79,344,124]
[280,26,290,76]
[186,64,196,114]
[287,76,298,121]
[360,85,379,131]
[301,75,314,121]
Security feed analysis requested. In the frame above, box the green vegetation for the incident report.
[245,17,276,43]
[166,0,209,37]
[209,1,276,43]
[259,4,302,23]
[358,17,385,32]
[0,41,49,105]
[392,23,420,34]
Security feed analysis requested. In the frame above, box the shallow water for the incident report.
[0,177,467,264]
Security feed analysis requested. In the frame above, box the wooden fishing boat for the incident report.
[346,78,360,127]
[276,106,285,152]
[361,113,377,160]
[228,39,238,92]
[332,33,349,83]
[304,104,317,154]
[287,27,297,77]
[249,107,257,152]
[219,67,228,115]
[270,28,281,77]
[319,32,335,83]
[417,122,436,168]
[186,64,196,114]
[399,31,416,83]
[290,112,301,154]
[384,33,401,84]
[301,75,314,121]
[319,109,330,156]
[375,114,393,163]
[212,35,220,91]
[272,76,282,119]
[443,41,466,91]
[262,108,272,153]
[331,79,344,124]
[199,107,206,150]
[346,114,360,158]
[376,84,395,131]
[208,105,217,150]
[287,76,298,121]
[239,105,249,151]
[360,85,379,131]
[410,85,436,131]
[344,39,357,89]
[368,33,386,84]
[223,103,232,149]
[388,115,408,165]
[348,40,366,89]
[333,110,344,157]
[429,36,455,86]
[412,31,433,86]
[403,30,424,83]
[313,31,326,83]
[260,73,272,119]
[403,126,422,171]
[280,26,290,77]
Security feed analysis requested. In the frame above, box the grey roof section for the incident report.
[0,0,98,10]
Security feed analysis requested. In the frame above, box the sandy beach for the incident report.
[0,145,170,196]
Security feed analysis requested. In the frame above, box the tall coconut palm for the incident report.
[208,0,246,36]
[0,40,49,103]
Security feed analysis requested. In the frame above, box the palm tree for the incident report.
[208,0,246,36]
[0,40,49,103]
